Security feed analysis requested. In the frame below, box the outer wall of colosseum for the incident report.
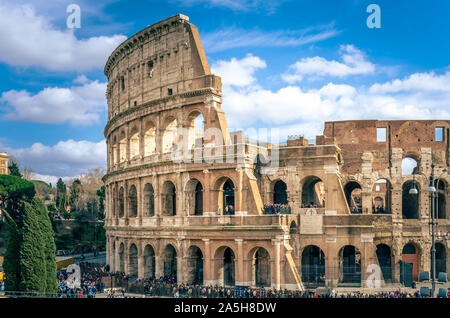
[103,14,450,290]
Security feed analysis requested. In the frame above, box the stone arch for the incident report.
[435,179,447,219]
[301,176,325,208]
[118,187,125,218]
[162,116,178,153]
[128,185,138,217]
[186,245,204,285]
[143,183,155,217]
[143,119,156,157]
[185,179,203,216]
[129,125,140,159]
[163,244,177,281]
[249,247,271,287]
[186,110,204,150]
[344,181,362,213]
[273,180,287,204]
[402,180,420,219]
[162,181,176,216]
[143,244,156,278]
[402,155,419,175]
[376,243,392,282]
[128,243,138,277]
[401,242,421,282]
[118,242,125,272]
[338,245,361,285]
[289,221,298,234]
[214,246,236,286]
[119,130,127,162]
[372,179,392,214]
[301,245,326,287]
[214,177,235,215]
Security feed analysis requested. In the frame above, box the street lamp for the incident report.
[409,163,446,297]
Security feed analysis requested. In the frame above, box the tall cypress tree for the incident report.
[19,202,46,295]
[2,211,21,292]
[32,198,57,293]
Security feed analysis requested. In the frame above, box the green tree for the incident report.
[32,198,57,293]
[2,211,21,292]
[96,185,105,219]
[69,179,84,212]
[8,161,22,178]
[0,175,35,226]
[55,178,67,215]
[19,202,46,294]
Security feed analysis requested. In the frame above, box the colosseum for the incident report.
[103,14,449,290]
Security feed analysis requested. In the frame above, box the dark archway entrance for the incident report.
[253,248,271,287]
[223,179,235,215]
[143,245,155,278]
[164,244,177,282]
[376,244,392,282]
[402,181,419,219]
[187,246,204,285]
[273,180,287,204]
[339,245,361,285]
[224,247,235,286]
[302,176,325,207]
[344,182,362,213]
[301,245,325,287]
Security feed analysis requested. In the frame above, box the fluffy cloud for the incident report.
[1,78,107,125]
[211,54,266,87]
[202,25,339,52]
[5,139,106,179]
[0,2,126,71]
[282,45,375,83]
[212,54,450,141]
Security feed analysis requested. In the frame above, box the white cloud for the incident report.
[4,139,106,179]
[282,45,375,83]
[0,2,126,71]
[212,54,266,87]
[212,55,450,141]
[370,71,450,93]
[202,25,339,52]
[1,79,106,125]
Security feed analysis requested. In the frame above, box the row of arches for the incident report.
[113,243,272,287]
[112,178,236,217]
[110,111,205,165]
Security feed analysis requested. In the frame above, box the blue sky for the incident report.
[0,0,449,183]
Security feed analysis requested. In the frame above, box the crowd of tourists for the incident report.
[56,262,107,298]
[223,205,235,215]
[263,204,292,214]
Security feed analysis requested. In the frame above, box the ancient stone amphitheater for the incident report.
[103,14,449,290]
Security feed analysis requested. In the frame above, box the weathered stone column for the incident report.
[272,238,281,289]
[202,239,213,285]
[235,239,244,285]
[138,244,144,279]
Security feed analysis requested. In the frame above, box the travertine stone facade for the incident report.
[103,14,449,290]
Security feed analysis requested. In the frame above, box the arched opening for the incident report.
[376,244,392,282]
[118,243,125,272]
[339,245,361,285]
[217,178,235,215]
[289,221,298,234]
[128,185,138,217]
[162,118,178,153]
[223,247,235,286]
[301,176,325,208]
[162,181,176,216]
[163,244,177,282]
[402,157,419,175]
[143,121,156,157]
[118,187,124,218]
[129,244,138,277]
[143,245,155,278]
[402,181,419,219]
[187,111,204,150]
[344,182,362,213]
[435,180,447,219]
[273,180,287,204]
[119,131,127,162]
[401,243,420,282]
[372,179,392,214]
[143,183,155,217]
[301,245,325,287]
[185,179,203,216]
[433,242,446,278]
[129,126,140,159]
[252,248,271,287]
[186,246,203,285]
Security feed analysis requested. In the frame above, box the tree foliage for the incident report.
[2,211,21,292]
[7,161,22,178]
[55,178,67,215]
